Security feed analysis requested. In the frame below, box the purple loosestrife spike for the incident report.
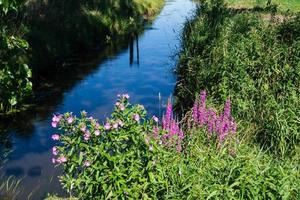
[200,90,207,107]
[192,101,199,125]
[166,99,172,123]
[223,99,231,119]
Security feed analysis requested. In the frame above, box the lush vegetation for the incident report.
[176,0,300,156]
[0,0,32,114]
[50,93,300,199]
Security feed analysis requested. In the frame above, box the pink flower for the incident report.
[67,116,74,124]
[115,102,120,106]
[52,114,61,123]
[84,131,91,141]
[51,134,60,141]
[95,123,100,129]
[118,120,124,127]
[59,156,67,163]
[133,114,140,122]
[149,145,153,151]
[104,123,111,130]
[119,104,125,111]
[84,160,91,167]
[51,121,58,128]
[94,130,100,136]
[52,158,56,164]
[152,116,159,123]
[113,123,119,129]
[52,147,58,155]
[123,94,130,99]
[80,125,86,132]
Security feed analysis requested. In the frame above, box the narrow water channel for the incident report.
[0,0,196,199]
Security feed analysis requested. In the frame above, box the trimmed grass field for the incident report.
[226,0,300,12]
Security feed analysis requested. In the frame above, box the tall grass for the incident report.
[175,0,300,155]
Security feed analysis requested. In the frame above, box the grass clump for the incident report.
[176,0,300,155]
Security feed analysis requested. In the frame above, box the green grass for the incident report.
[226,0,300,12]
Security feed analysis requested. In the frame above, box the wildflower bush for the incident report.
[176,0,300,155]
[51,94,167,199]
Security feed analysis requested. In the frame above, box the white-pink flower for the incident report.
[118,120,124,127]
[104,123,111,130]
[51,121,58,128]
[113,123,119,129]
[94,130,100,136]
[51,134,60,141]
[67,117,74,124]
[123,94,130,99]
[84,160,91,167]
[133,114,140,122]
[52,146,58,155]
[152,116,159,123]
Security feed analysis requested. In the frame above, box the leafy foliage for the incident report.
[0,0,32,113]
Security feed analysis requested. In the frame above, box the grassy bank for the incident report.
[176,0,300,155]
[25,0,165,73]
[226,0,300,12]
[0,0,164,114]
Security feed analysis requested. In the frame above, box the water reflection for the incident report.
[0,0,196,199]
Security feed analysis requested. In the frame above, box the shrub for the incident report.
[0,0,32,113]
[51,94,167,199]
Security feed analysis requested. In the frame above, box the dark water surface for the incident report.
[0,0,196,199]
